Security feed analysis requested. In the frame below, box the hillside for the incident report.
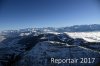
[0,32,100,66]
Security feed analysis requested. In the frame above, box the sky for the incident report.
[0,0,100,31]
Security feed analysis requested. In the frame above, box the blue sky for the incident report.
[0,0,100,31]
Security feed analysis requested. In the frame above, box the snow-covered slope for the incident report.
[0,32,100,66]
[14,41,100,66]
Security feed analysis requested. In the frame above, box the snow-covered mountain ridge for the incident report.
[0,24,100,66]
[0,32,100,66]
[1,24,100,37]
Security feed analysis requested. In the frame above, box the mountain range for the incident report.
[0,24,100,66]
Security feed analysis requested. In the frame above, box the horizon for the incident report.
[0,24,100,32]
[0,0,100,31]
